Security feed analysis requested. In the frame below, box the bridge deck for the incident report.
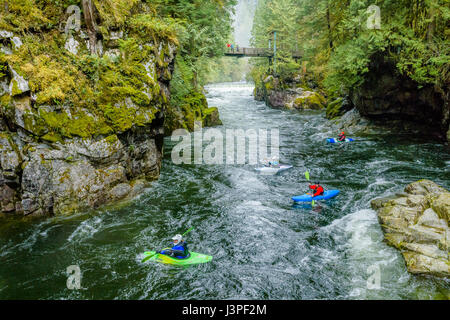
[224,47,302,58]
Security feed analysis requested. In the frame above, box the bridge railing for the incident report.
[225,47,303,58]
[226,47,273,56]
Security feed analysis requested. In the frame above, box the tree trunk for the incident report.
[427,3,436,43]
[81,0,98,55]
[326,1,334,50]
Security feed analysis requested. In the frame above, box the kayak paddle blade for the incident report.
[182,227,195,237]
[142,253,157,263]
[305,171,310,181]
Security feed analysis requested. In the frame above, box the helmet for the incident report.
[341,132,345,135]
[172,234,183,245]
[315,181,320,185]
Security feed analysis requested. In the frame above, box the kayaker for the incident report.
[338,131,346,142]
[309,182,324,197]
[158,234,190,259]
[268,159,279,167]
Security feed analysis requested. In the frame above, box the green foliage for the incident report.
[250,0,450,97]
[159,0,237,133]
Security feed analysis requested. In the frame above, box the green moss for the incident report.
[203,107,222,127]
[264,80,274,91]
[104,134,119,145]
[10,80,21,96]
[326,98,344,119]
[294,97,306,106]
[1,1,178,141]
[41,132,63,143]
[294,92,326,110]
[102,103,156,133]
[39,109,113,139]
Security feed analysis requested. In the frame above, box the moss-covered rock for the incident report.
[165,90,222,134]
[293,91,326,110]
[326,98,343,119]
[203,107,222,127]
[254,73,327,111]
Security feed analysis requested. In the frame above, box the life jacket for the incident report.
[171,241,190,259]
[338,134,346,141]
[309,185,324,197]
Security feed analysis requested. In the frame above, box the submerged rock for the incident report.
[371,180,450,278]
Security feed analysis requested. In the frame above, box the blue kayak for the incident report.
[327,138,354,144]
[292,190,340,202]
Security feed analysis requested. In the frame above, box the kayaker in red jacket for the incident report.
[338,131,346,142]
[309,182,324,197]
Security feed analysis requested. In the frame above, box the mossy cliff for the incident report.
[0,1,178,216]
[165,89,222,133]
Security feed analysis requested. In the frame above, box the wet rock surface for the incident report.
[371,180,450,278]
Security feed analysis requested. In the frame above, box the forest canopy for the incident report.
[250,0,450,96]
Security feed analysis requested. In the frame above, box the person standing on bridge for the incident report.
[231,44,234,53]
[236,45,239,52]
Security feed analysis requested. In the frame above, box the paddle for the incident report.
[142,227,194,263]
[182,227,195,237]
[304,171,315,206]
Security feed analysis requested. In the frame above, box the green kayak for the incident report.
[142,251,212,266]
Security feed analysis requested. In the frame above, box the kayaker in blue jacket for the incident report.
[158,234,190,259]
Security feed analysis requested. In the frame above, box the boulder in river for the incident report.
[371,180,450,278]
[256,74,326,110]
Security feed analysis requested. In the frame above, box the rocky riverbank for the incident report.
[371,180,450,278]
[351,56,449,142]
[254,74,327,110]
[255,63,449,142]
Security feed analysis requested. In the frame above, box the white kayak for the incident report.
[255,164,293,174]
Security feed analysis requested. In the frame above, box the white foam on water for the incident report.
[227,168,270,193]
[321,208,412,299]
[244,200,263,207]
[67,216,103,242]
[0,220,55,256]
[367,177,396,193]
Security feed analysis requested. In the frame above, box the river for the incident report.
[0,82,449,299]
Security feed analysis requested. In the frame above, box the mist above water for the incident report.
[232,0,258,47]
